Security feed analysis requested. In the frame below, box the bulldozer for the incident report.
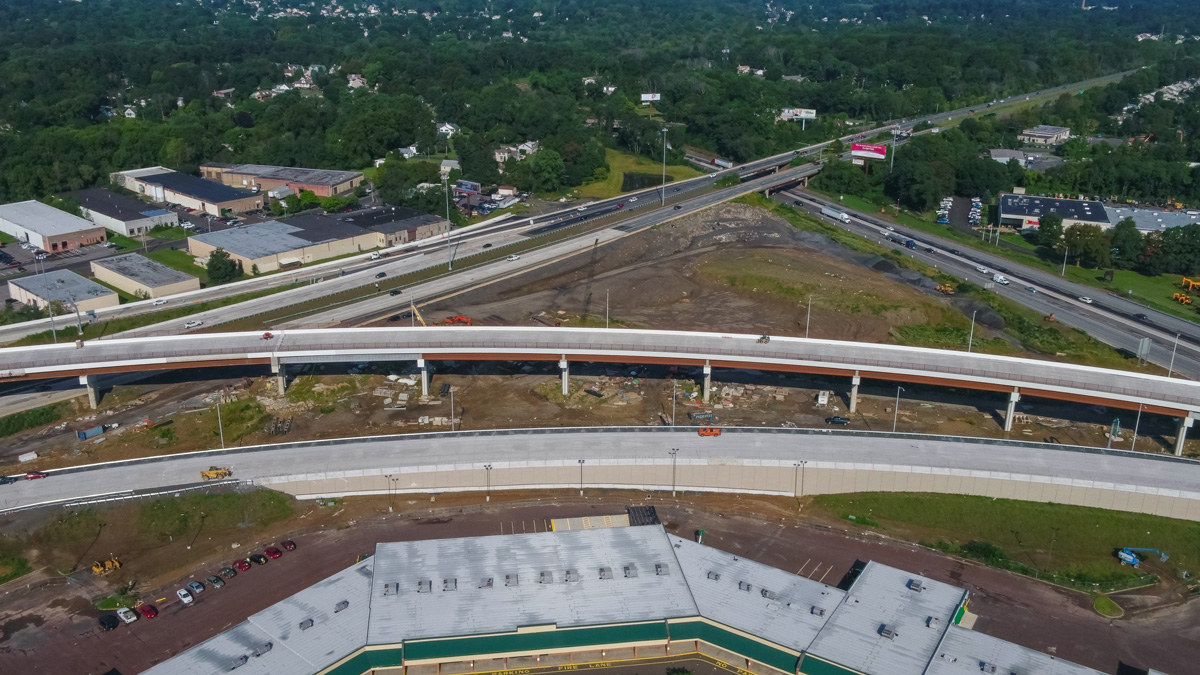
[1174,292,1193,305]
[936,284,956,295]
[201,466,233,481]
[91,555,121,576]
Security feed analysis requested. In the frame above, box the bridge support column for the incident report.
[849,372,861,414]
[270,356,287,395]
[702,361,712,404]
[1175,416,1194,457]
[79,374,99,409]
[560,356,569,396]
[418,358,430,397]
[1003,388,1021,432]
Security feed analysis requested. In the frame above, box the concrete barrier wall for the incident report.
[257,459,1200,522]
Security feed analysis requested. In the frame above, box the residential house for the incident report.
[436,122,461,138]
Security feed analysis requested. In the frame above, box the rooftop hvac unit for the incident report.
[738,581,752,592]
[505,574,519,587]
[908,579,925,593]
[655,564,670,576]
[707,571,721,581]
[811,606,826,616]
[443,578,457,591]
[761,589,778,600]
[229,655,249,670]
[927,616,940,629]
[979,663,997,674]
[299,618,314,630]
[624,564,639,578]
[879,625,897,640]
[253,642,273,657]
[539,571,553,584]
[334,600,349,613]
[599,567,614,580]
[382,582,399,596]
[565,569,581,582]
[479,577,494,588]
[417,580,432,593]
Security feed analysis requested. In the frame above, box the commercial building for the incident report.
[143,524,1127,675]
[997,194,1110,230]
[69,188,178,237]
[90,253,200,299]
[337,205,449,247]
[113,168,263,216]
[1017,125,1071,147]
[187,214,379,273]
[1106,205,1200,232]
[200,163,365,197]
[0,200,108,252]
[8,269,118,312]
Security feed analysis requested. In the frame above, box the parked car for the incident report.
[219,566,238,579]
[264,547,283,559]
[280,540,297,551]
[183,320,203,329]
[137,604,159,619]
[205,575,225,589]
[176,588,194,605]
[0,476,17,486]
[116,607,139,624]
[824,416,852,425]
[248,553,269,565]
[232,559,252,572]
[186,581,205,595]
[98,614,121,631]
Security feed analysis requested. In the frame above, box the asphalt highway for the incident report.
[1,428,1195,514]
[782,191,1200,380]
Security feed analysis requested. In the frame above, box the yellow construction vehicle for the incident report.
[936,284,956,295]
[1182,277,1200,292]
[1174,293,1193,305]
[411,304,428,327]
[91,556,121,576]
[201,466,233,481]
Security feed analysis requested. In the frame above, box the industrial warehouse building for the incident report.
[200,163,365,197]
[0,200,108,252]
[90,253,200,299]
[111,167,263,216]
[187,214,380,273]
[1017,125,1071,147]
[339,205,450,246]
[1105,205,1200,232]
[142,524,1122,675]
[69,187,179,237]
[997,193,1110,230]
[8,268,118,312]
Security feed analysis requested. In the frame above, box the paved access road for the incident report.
[784,191,1200,380]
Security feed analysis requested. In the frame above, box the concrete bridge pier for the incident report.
[702,361,712,404]
[270,356,287,395]
[418,358,430,397]
[1176,416,1194,457]
[1003,388,1021,432]
[560,356,569,396]
[849,372,861,414]
[79,374,99,409]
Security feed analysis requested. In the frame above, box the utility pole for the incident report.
[967,310,977,353]
[410,297,415,328]
[1167,333,1181,377]
[443,176,453,270]
[669,448,678,497]
[805,296,812,338]
[605,289,609,329]
[483,464,492,502]
[1060,246,1069,276]
[892,386,905,432]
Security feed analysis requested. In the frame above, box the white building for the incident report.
[0,201,108,252]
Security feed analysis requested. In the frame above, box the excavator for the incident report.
[1117,547,1169,568]
[443,315,473,326]
[1182,277,1200,292]
[1174,292,1193,305]
[410,303,428,326]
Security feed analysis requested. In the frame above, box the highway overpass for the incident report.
[3,326,1198,452]
[3,427,1198,522]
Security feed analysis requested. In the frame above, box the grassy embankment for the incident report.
[577,148,703,199]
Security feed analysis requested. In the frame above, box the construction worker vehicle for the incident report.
[91,555,122,576]
[697,427,722,437]
[1183,277,1200,292]
[757,335,770,344]
[201,466,233,481]
[1174,292,1192,305]
[936,284,955,295]
[1117,547,1169,567]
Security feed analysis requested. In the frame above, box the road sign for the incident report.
[1137,337,1152,360]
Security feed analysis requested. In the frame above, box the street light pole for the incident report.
[669,448,678,497]
[450,389,456,432]
[892,386,905,432]
[1167,333,1181,377]
[1131,403,1143,452]
[660,127,668,206]
[443,176,453,271]
[967,310,977,353]
[805,296,812,338]
[671,381,677,426]
[216,398,225,449]
[1060,246,1069,276]
[605,289,609,329]
[484,464,492,502]
[578,459,585,496]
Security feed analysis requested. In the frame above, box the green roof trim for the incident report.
[668,620,798,673]
[319,646,403,675]
[404,622,670,662]
[797,653,862,675]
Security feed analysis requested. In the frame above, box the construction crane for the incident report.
[1117,547,1169,567]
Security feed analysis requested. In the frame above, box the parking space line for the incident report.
[819,566,833,584]
[796,559,810,575]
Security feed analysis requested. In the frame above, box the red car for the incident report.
[137,604,159,619]
[24,471,47,480]
[232,559,252,572]
[280,540,297,551]
[264,547,283,559]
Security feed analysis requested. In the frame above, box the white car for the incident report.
[1078,296,1093,304]
[183,320,204,329]
[975,266,989,274]
[885,226,895,231]
[576,206,586,212]
[116,607,138,624]
[152,299,168,306]
[629,197,638,202]
[506,255,521,262]
[176,588,194,605]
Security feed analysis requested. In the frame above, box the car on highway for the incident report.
[616,203,624,209]
[576,206,586,211]
[219,566,237,579]
[265,546,283,559]
[375,272,387,279]
[793,200,803,206]
[248,553,269,565]
[183,320,203,329]
[98,614,121,631]
[483,243,492,248]
[187,580,205,595]
[389,289,400,296]
[137,604,159,619]
[629,197,637,202]
[0,476,17,486]
[116,607,138,624]
[924,247,935,253]
[206,575,226,589]
[950,249,961,255]
[232,559,252,572]
[280,540,297,551]
[1025,286,1037,293]
[152,299,167,306]
[506,254,520,261]
[975,266,989,274]
[176,588,194,605]
[673,205,682,210]
[1078,296,1093,304]
[25,471,47,480]
[825,416,851,425]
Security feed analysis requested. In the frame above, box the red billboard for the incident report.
[851,142,888,161]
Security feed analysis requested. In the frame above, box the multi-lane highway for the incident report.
[782,192,1200,380]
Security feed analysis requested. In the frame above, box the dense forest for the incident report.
[2,0,1199,211]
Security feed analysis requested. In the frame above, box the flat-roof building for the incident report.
[1106,205,1200,232]
[1017,125,1071,147]
[0,200,108,252]
[141,525,1121,675]
[187,214,379,273]
[998,194,1110,230]
[116,168,263,216]
[90,253,200,299]
[336,205,449,247]
[200,163,365,197]
[8,268,118,313]
[68,188,178,237]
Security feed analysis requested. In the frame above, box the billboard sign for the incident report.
[455,179,482,194]
[640,93,661,102]
[851,143,888,161]
[796,108,817,120]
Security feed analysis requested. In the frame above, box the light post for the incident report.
[384,473,393,507]
[1167,333,1181,378]
[216,398,225,449]
[578,459,585,496]
[605,289,609,329]
[892,386,905,432]
[483,464,492,502]
[443,176,453,270]
[450,388,456,431]
[967,310,977,353]
[660,127,668,206]
[671,381,677,426]
[669,448,678,497]
[1130,403,1143,452]
[793,460,808,498]
[805,295,812,338]
[1060,246,1069,276]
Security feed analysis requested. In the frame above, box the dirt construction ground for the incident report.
[0,491,1194,675]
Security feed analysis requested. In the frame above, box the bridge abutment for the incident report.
[560,356,569,396]
[1004,388,1021,432]
[702,362,712,404]
[80,374,99,409]
[849,373,861,413]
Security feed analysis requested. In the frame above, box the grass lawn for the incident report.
[146,248,209,285]
[577,148,703,199]
[138,491,292,543]
[95,594,140,610]
[1093,594,1124,617]
[811,493,1197,591]
[148,226,190,240]
[0,403,64,438]
[0,556,32,584]
[0,231,16,244]
[105,231,145,251]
